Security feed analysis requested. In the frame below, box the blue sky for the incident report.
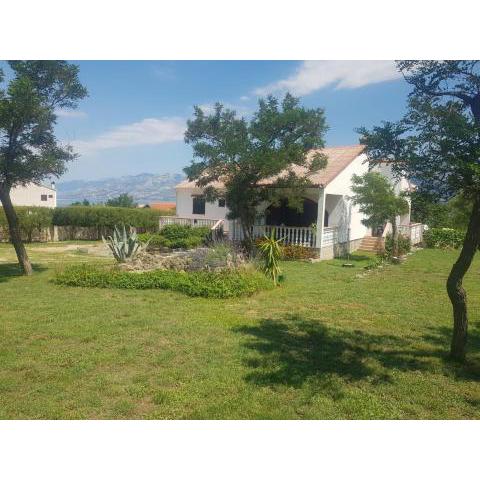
[2,60,412,181]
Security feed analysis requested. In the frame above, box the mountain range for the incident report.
[56,173,184,206]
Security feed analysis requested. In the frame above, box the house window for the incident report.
[41,194,48,201]
[218,198,226,208]
[324,210,329,227]
[192,196,205,215]
[48,194,53,199]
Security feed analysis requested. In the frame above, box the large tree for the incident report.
[351,171,409,257]
[184,94,328,244]
[358,61,480,361]
[0,61,87,274]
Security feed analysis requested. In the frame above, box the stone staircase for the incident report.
[358,236,385,253]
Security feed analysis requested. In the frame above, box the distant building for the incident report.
[1,182,57,208]
[143,202,176,212]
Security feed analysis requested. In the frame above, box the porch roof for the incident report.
[176,144,366,190]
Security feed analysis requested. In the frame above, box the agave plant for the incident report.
[102,225,142,262]
[258,228,283,286]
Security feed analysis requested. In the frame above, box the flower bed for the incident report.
[54,263,271,298]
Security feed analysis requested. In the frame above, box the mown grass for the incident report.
[0,242,479,419]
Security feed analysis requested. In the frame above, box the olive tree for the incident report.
[358,61,480,361]
[184,94,328,245]
[0,61,87,274]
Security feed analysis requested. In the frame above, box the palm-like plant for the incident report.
[102,225,142,263]
[258,228,283,286]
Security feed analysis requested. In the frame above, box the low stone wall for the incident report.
[0,225,153,243]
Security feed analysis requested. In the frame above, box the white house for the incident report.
[166,145,422,259]
[1,182,57,208]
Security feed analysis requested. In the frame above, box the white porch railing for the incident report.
[398,222,424,245]
[322,226,338,246]
[230,222,319,247]
[159,216,221,230]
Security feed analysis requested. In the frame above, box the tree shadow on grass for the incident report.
[233,314,456,391]
[422,325,480,381]
[0,263,47,283]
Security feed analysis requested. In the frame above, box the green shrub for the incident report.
[257,229,283,285]
[281,244,317,260]
[424,228,465,249]
[140,225,211,250]
[384,234,411,257]
[54,264,271,298]
[52,206,165,231]
[0,206,53,242]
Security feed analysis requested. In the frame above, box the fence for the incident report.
[159,216,221,229]
[398,223,424,245]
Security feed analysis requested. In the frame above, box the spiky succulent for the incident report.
[102,225,142,262]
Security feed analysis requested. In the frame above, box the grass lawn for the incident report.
[1,242,479,419]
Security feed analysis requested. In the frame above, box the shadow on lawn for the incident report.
[0,263,47,283]
[234,314,480,390]
[422,325,480,381]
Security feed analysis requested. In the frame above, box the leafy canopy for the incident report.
[357,61,480,202]
[184,94,328,231]
[351,172,409,228]
[0,61,88,189]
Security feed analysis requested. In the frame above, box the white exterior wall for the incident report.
[372,163,412,226]
[325,153,370,241]
[2,183,57,208]
[175,188,228,221]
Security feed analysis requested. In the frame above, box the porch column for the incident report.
[315,188,326,250]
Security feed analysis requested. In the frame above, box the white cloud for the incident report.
[254,60,400,96]
[197,102,251,117]
[55,109,88,119]
[71,117,185,155]
[239,95,250,101]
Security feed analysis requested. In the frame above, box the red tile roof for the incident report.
[176,145,366,190]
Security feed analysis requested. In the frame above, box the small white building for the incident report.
[1,182,57,208]
[167,145,421,259]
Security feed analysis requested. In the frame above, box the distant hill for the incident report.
[56,173,184,206]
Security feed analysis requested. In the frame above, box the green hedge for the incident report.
[52,206,165,230]
[0,207,53,241]
[424,228,465,249]
[138,225,211,250]
[54,264,271,298]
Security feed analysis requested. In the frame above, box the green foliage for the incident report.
[139,225,211,250]
[184,94,328,239]
[102,225,142,262]
[411,191,472,229]
[351,172,409,229]
[0,206,53,242]
[281,244,317,260]
[0,61,88,188]
[52,206,162,230]
[105,193,137,208]
[54,264,271,298]
[424,228,465,249]
[358,61,480,206]
[384,234,411,257]
[257,229,283,285]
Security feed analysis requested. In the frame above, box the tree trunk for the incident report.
[446,196,480,362]
[0,187,33,275]
[391,217,399,257]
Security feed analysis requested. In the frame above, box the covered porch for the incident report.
[230,189,349,251]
